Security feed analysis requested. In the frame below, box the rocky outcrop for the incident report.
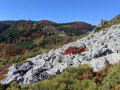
[98,19,104,27]
[1,24,120,85]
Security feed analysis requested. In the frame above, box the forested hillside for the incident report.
[0,20,95,70]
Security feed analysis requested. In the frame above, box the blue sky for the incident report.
[0,0,120,25]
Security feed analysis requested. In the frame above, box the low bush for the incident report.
[63,47,85,55]
[6,81,21,90]
[102,64,120,89]
[0,83,5,90]
[70,79,98,90]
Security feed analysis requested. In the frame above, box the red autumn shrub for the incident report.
[63,47,85,55]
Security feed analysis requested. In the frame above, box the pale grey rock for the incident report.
[1,73,21,85]
[6,64,19,76]
[22,68,51,84]
[98,19,104,27]
[18,62,33,72]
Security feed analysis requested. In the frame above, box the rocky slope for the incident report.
[1,24,120,85]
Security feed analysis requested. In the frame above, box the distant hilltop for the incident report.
[0,20,14,23]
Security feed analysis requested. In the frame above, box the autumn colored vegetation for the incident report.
[0,44,24,59]
[63,47,85,55]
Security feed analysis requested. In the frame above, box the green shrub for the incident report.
[66,65,93,74]
[0,83,5,90]
[70,79,98,90]
[6,81,20,90]
[23,80,57,90]
[102,64,120,89]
